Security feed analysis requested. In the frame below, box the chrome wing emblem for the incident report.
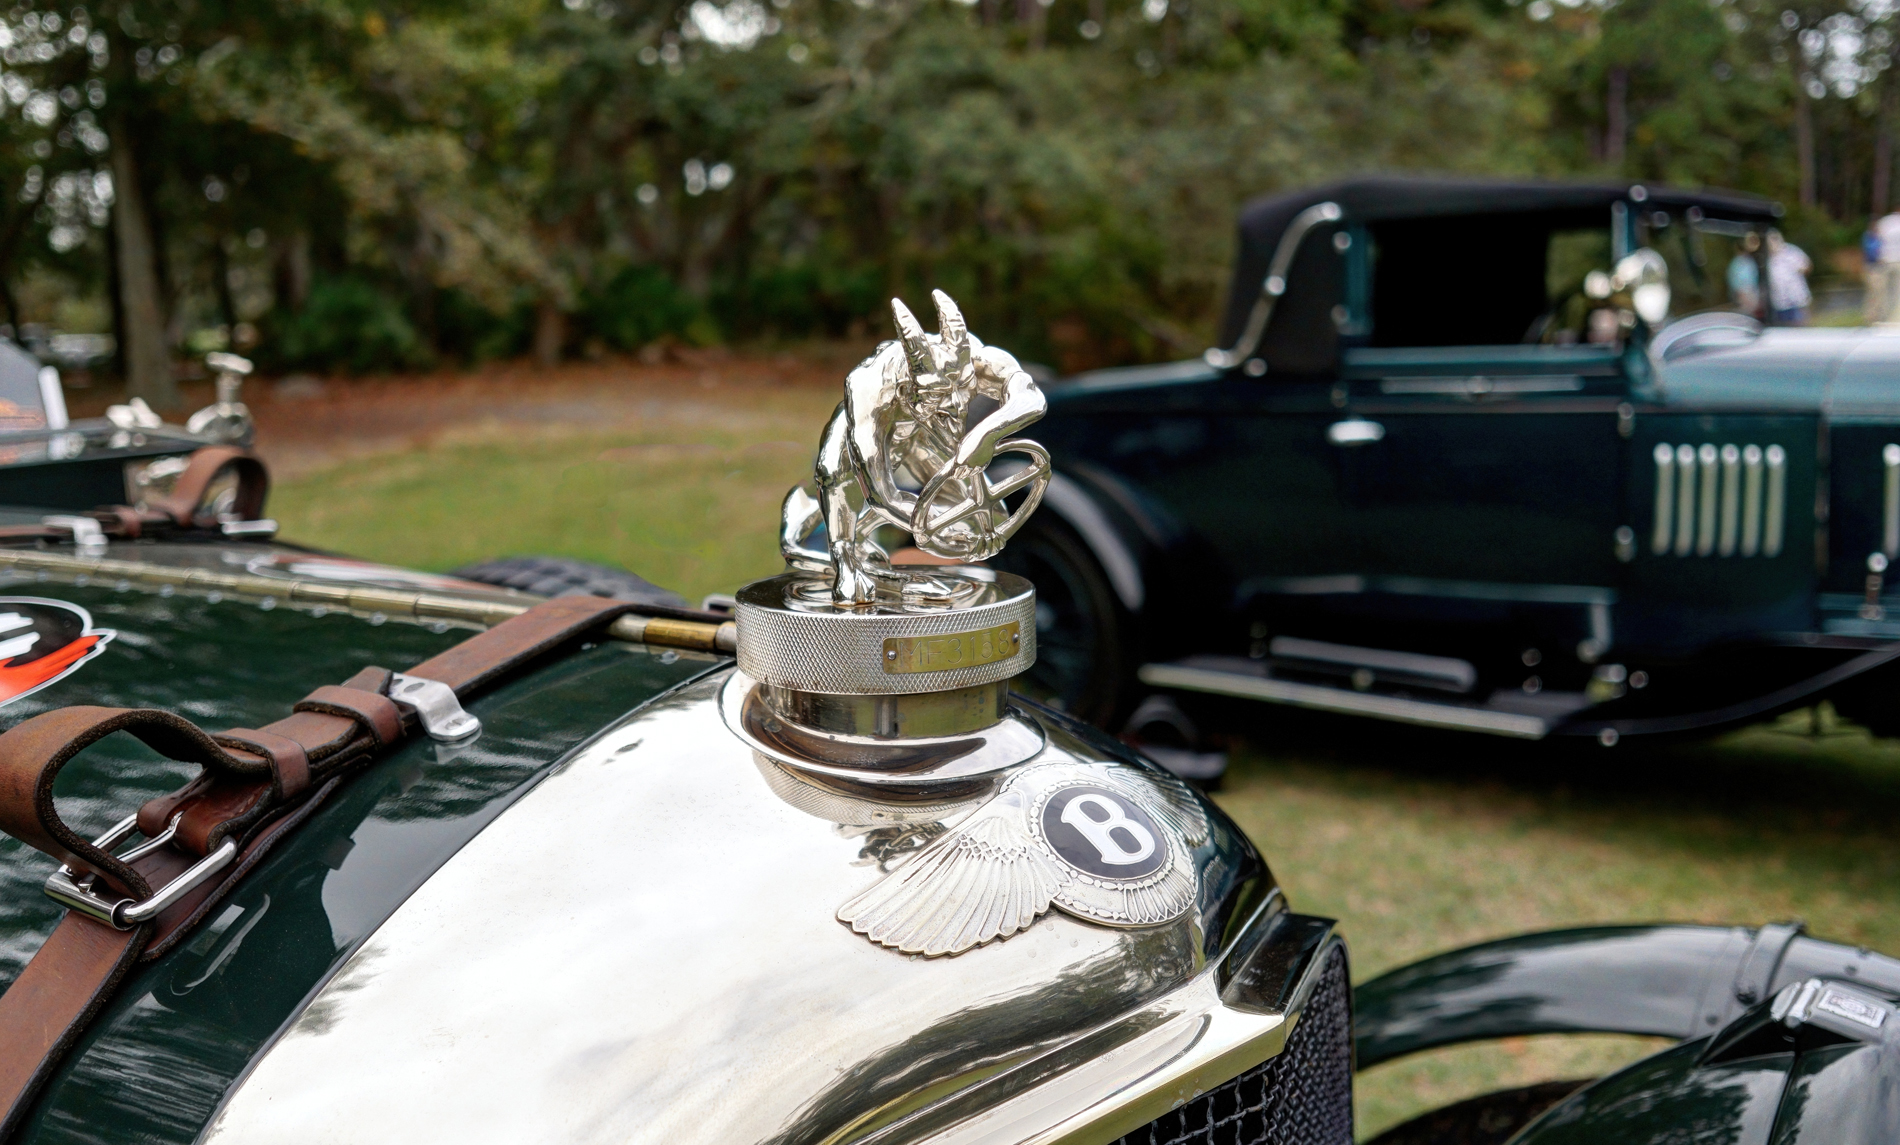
[837,763,1210,957]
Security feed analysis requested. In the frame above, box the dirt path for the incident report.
[71,346,872,481]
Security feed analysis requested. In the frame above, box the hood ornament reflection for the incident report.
[780,289,1050,606]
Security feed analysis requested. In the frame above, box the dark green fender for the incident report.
[0,586,714,1144]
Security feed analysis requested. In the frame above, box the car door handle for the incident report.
[1327,419,1385,447]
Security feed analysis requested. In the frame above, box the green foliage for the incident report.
[435,288,534,364]
[0,0,1892,371]
[583,266,708,350]
[260,275,432,375]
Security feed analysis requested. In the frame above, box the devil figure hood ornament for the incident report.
[780,290,1051,606]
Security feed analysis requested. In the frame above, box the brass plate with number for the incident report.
[883,621,1022,675]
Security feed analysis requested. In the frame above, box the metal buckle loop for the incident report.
[388,673,480,742]
[41,515,106,558]
[43,812,239,930]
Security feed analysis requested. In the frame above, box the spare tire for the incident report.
[449,555,689,609]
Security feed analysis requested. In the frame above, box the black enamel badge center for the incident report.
[1039,785,1167,880]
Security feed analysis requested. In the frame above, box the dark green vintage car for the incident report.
[0,311,1891,1145]
[1004,177,1900,749]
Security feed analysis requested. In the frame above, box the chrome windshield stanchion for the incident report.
[43,812,239,930]
[1204,200,1342,371]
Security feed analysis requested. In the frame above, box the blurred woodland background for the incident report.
[0,0,1893,402]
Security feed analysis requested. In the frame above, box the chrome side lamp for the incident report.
[187,352,255,446]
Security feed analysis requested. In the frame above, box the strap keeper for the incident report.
[294,685,402,747]
[214,728,312,800]
[94,506,144,539]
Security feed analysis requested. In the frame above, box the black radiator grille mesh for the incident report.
[1111,945,1353,1145]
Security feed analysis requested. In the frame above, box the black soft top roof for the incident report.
[1219,176,1783,347]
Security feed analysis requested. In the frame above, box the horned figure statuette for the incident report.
[781,291,1051,606]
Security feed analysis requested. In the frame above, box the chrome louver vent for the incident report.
[1649,442,1785,558]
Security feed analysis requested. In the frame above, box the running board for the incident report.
[1138,660,1553,739]
[1267,635,1477,694]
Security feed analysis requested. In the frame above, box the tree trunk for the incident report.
[1605,66,1629,168]
[0,261,18,332]
[1876,81,1895,216]
[105,215,126,371]
[533,300,566,367]
[1796,80,1817,209]
[211,238,238,334]
[109,128,176,409]
[276,231,312,311]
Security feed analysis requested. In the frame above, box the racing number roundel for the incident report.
[1038,785,1168,880]
[0,598,113,708]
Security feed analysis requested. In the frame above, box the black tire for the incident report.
[449,555,689,608]
[1824,661,1900,738]
[1364,1080,1589,1145]
[989,513,1135,728]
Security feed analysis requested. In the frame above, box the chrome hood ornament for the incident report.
[732,290,1185,958]
[780,289,1050,606]
[734,290,1052,773]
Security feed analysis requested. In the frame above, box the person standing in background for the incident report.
[1729,233,1763,317]
[1765,229,1812,326]
[1864,225,1884,324]
[1875,210,1900,324]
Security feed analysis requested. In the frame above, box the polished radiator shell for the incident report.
[204,669,1338,1145]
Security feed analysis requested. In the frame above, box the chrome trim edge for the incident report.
[1043,473,1144,611]
[1884,443,1900,560]
[905,929,1344,1145]
[1137,663,1549,739]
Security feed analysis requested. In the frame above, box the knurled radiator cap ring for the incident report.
[735,570,1037,695]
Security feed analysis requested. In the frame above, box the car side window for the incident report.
[1367,213,1618,349]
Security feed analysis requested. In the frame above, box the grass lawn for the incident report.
[1218,706,1900,1135]
[268,376,838,605]
[269,368,1900,1140]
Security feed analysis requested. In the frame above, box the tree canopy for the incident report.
[0,0,1885,392]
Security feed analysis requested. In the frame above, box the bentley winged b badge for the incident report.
[838,763,1209,957]
[727,291,1209,957]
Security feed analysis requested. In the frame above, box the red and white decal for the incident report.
[0,598,114,708]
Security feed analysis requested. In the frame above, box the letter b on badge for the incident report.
[1061,794,1156,865]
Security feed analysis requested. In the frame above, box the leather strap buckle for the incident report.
[43,812,238,930]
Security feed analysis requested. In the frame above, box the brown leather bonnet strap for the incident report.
[0,447,268,551]
[148,446,269,527]
[0,707,262,900]
[0,593,640,1139]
